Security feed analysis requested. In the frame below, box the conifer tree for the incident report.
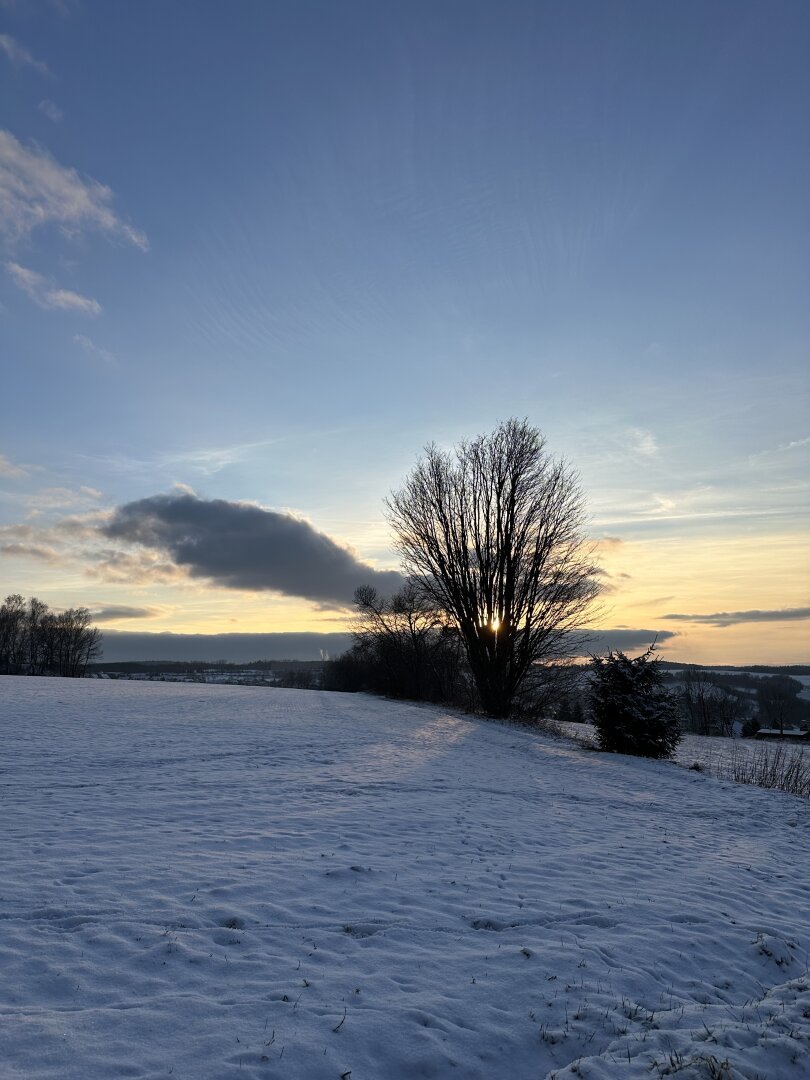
[590,645,681,758]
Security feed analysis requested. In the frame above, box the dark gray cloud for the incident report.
[579,629,678,655]
[91,605,159,622]
[102,492,404,606]
[99,630,352,663]
[660,607,810,628]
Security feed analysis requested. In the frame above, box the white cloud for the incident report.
[0,452,30,478]
[778,435,810,452]
[0,33,51,76]
[0,129,148,250]
[24,486,102,510]
[38,99,63,123]
[626,428,659,457]
[74,333,115,363]
[6,260,101,315]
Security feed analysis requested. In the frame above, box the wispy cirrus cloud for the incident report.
[0,33,51,76]
[755,435,810,458]
[37,99,63,123]
[660,607,810,628]
[24,485,102,511]
[626,428,659,457]
[74,333,116,364]
[0,129,148,250]
[6,260,101,315]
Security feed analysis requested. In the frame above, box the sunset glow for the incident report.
[1,2,807,665]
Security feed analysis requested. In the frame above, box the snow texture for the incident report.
[1,676,809,1079]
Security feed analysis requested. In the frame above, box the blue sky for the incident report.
[1,0,808,663]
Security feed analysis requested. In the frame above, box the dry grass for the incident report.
[718,741,810,799]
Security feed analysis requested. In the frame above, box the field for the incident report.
[1,677,809,1079]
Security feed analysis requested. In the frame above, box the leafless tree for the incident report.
[25,596,49,674]
[0,593,26,673]
[0,596,101,677]
[55,607,102,677]
[678,666,749,737]
[386,419,600,718]
[351,580,466,703]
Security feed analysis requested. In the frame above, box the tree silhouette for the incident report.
[386,419,599,718]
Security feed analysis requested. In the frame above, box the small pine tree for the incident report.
[590,645,681,759]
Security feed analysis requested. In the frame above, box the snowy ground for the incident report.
[1,678,809,1080]
[560,720,809,782]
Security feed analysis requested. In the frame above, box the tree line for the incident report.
[0,594,102,678]
[662,667,809,737]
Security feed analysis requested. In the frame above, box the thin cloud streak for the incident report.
[6,261,101,315]
[91,605,161,622]
[0,33,51,76]
[0,129,148,250]
[74,334,116,364]
[660,607,810,628]
[0,542,60,562]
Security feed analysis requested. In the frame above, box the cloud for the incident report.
[91,605,161,623]
[74,333,115,364]
[0,452,30,478]
[626,428,659,457]
[158,439,285,476]
[579,628,678,655]
[6,261,101,314]
[102,492,405,606]
[660,607,810,628]
[37,99,63,122]
[780,436,810,452]
[24,486,103,511]
[0,129,148,249]
[84,548,184,585]
[753,435,810,461]
[98,630,353,663]
[593,536,624,551]
[0,541,60,562]
[0,33,50,76]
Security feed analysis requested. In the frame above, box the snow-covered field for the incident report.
[560,720,810,787]
[1,678,809,1079]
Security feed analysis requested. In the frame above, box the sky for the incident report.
[1,0,808,665]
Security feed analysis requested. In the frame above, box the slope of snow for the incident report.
[1,676,808,1079]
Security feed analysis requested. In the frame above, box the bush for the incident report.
[590,645,681,759]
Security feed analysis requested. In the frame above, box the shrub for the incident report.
[590,645,681,759]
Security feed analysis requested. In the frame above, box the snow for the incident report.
[1,677,809,1079]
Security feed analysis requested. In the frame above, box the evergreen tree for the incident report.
[590,645,681,758]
